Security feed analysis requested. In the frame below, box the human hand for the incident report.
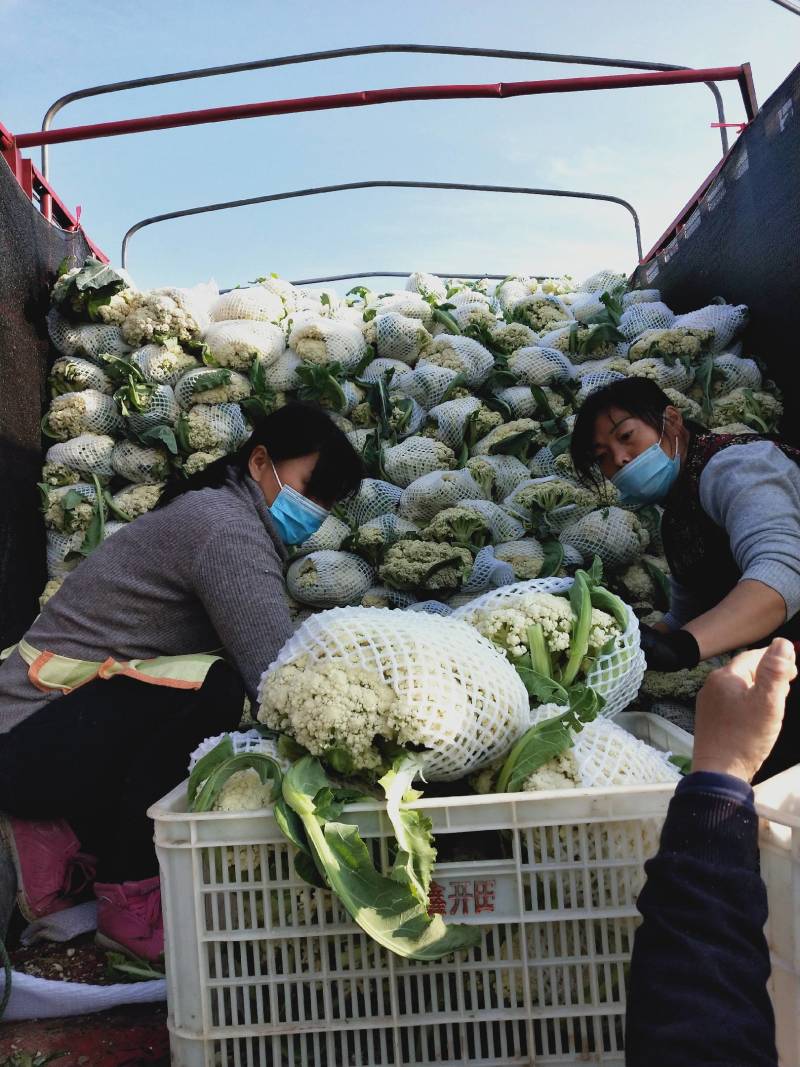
[692,638,797,782]
[639,624,700,672]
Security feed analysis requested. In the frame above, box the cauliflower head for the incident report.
[628,327,713,362]
[379,539,473,593]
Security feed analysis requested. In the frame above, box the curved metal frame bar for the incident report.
[41,44,731,179]
[120,179,642,274]
[288,272,529,286]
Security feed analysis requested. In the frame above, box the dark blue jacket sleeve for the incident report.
[625,772,777,1067]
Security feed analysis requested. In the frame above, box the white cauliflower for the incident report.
[417,335,494,387]
[382,437,457,488]
[42,484,96,533]
[488,321,539,354]
[178,404,249,453]
[628,327,713,362]
[379,539,473,593]
[96,288,140,325]
[523,750,580,790]
[289,316,367,370]
[466,591,576,659]
[471,419,543,459]
[121,290,202,345]
[44,390,122,441]
[709,388,783,433]
[175,367,252,408]
[203,320,285,370]
[130,341,199,385]
[41,463,81,487]
[212,767,275,812]
[422,506,493,549]
[663,387,705,424]
[182,449,227,476]
[111,482,165,521]
[559,506,650,569]
[507,294,571,332]
[493,539,546,580]
[49,357,113,396]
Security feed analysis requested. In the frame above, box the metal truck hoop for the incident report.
[120,179,643,276]
[39,44,738,182]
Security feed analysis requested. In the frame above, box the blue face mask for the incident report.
[611,423,681,505]
[268,461,328,545]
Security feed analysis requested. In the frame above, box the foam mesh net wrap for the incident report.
[453,576,645,719]
[286,550,375,608]
[46,529,84,579]
[405,271,447,303]
[288,317,367,371]
[173,368,248,409]
[203,320,285,369]
[423,396,482,450]
[449,289,494,310]
[466,454,531,501]
[372,292,433,326]
[125,385,180,433]
[189,729,287,773]
[576,371,628,404]
[391,364,459,409]
[111,440,169,483]
[559,505,649,569]
[45,433,116,478]
[509,346,574,387]
[461,544,516,594]
[360,585,418,610]
[496,276,537,310]
[419,336,495,388]
[619,302,676,341]
[129,344,199,386]
[494,538,545,579]
[529,445,560,478]
[257,606,530,780]
[570,293,608,324]
[45,390,123,439]
[383,437,456,488]
[569,717,680,787]
[399,468,488,524]
[373,313,430,364]
[673,304,749,352]
[50,357,113,395]
[628,359,695,392]
[574,356,630,380]
[336,479,402,527]
[357,357,409,385]
[209,287,285,324]
[578,269,626,293]
[295,515,351,557]
[184,404,250,453]
[713,354,762,394]
[407,599,454,617]
[623,289,661,306]
[261,350,302,391]
[459,499,526,543]
[47,309,132,361]
[496,385,541,419]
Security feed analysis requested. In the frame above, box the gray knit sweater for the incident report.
[0,469,293,734]
[664,441,800,629]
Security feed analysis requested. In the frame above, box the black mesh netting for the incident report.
[0,158,95,646]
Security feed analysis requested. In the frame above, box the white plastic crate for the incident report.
[755,766,800,1067]
[150,712,691,1067]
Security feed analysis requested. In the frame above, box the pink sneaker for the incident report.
[0,816,96,922]
[95,876,164,962]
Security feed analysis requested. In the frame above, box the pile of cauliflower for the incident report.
[39,259,776,721]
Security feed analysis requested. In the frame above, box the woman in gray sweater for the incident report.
[0,403,362,959]
[570,378,800,780]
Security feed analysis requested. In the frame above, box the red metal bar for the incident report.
[12,66,751,149]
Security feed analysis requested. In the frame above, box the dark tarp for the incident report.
[0,157,93,647]
[631,62,800,438]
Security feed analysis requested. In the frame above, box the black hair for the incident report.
[570,377,674,482]
[157,401,363,509]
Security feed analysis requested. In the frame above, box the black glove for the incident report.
[639,624,700,672]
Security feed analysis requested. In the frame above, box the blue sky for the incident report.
[3,0,798,292]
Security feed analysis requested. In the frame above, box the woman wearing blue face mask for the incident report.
[570,377,800,781]
[0,402,362,959]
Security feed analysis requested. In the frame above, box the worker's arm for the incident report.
[626,641,795,1067]
[642,443,800,668]
[192,524,294,704]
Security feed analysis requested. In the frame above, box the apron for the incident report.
[0,638,222,696]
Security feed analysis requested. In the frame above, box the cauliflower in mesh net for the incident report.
[663,387,705,424]
[505,478,597,519]
[131,341,199,385]
[611,555,669,609]
[42,485,96,534]
[178,404,248,453]
[49,356,113,396]
[507,294,571,332]
[289,317,367,368]
[471,418,542,460]
[121,290,203,345]
[95,287,141,326]
[709,388,783,433]
[466,591,576,660]
[628,327,713,362]
[422,506,493,551]
[544,323,620,362]
[177,367,252,407]
[559,506,650,569]
[418,336,494,387]
[41,463,81,487]
[383,438,457,488]
[493,539,546,580]
[44,390,121,441]
[465,455,531,502]
[111,482,165,521]
[181,449,227,476]
[488,320,539,354]
[379,539,473,594]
